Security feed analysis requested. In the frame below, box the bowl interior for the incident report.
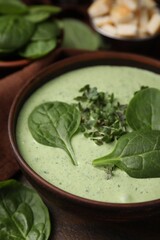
[8,51,160,221]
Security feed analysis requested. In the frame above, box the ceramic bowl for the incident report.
[90,15,160,41]
[0,31,63,71]
[89,20,160,53]
[8,51,160,222]
[88,1,160,52]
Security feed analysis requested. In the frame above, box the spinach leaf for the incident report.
[29,5,61,15]
[19,39,57,59]
[0,1,61,58]
[93,130,160,178]
[0,179,51,240]
[31,21,60,41]
[61,18,102,50]
[25,11,51,23]
[0,0,28,14]
[25,5,61,23]
[0,48,15,55]
[28,102,81,165]
[0,15,35,53]
[126,88,160,131]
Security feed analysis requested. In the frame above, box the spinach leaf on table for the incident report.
[126,87,160,131]
[93,130,160,178]
[0,15,35,53]
[28,102,81,165]
[0,179,51,240]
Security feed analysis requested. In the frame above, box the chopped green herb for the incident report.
[104,164,115,180]
[74,85,128,145]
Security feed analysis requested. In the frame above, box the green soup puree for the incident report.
[16,66,160,203]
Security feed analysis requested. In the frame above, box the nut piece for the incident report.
[147,12,160,35]
[101,24,117,36]
[110,4,135,23]
[116,23,138,37]
[117,0,139,11]
[93,16,113,27]
[88,0,113,17]
[140,0,156,8]
[138,8,149,36]
[88,0,160,39]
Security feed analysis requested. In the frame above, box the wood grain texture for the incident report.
[48,203,160,240]
[20,177,160,240]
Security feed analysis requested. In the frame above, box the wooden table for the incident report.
[48,202,160,240]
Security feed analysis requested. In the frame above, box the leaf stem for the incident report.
[65,142,78,166]
[93,156,119,167]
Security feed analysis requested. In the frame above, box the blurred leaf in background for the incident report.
[0,0,62,60]
[61,18,105,51]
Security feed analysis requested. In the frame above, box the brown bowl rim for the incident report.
[92,23,160,42]
[0,58,31,68]
[8,51,160,218]
[0,33,63,68]
[89,14,160,42]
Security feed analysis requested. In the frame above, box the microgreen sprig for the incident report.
[74,85,128,145]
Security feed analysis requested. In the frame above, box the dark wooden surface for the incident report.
[49,207,160,240]
[19,175,160,240]
[1,3,160,240]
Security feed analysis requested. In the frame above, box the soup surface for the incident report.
[16,66,160,203]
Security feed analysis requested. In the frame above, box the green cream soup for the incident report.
[16,66,160,203]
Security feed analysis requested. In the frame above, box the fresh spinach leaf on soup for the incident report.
[126,87,160,131]
[28,102,81,166]
[93,87,160,179]
[93,130,160,178]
